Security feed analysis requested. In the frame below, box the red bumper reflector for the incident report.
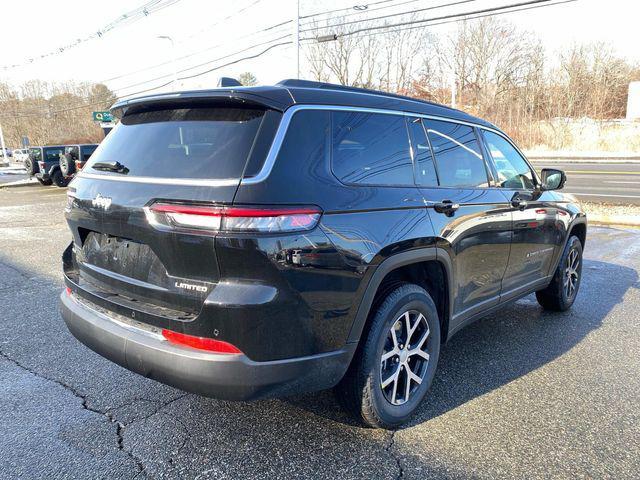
[161,329,242,354]
[65,287,72,296]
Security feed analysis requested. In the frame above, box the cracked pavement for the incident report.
[0,185,639,479]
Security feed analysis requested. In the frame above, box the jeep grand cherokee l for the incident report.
[60,80,586,428]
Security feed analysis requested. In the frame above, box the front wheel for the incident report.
[536,235,583,311]
[335,284,441,429]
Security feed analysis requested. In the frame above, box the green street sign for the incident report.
[92,111,113,122]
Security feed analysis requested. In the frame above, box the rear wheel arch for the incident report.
[347,248,453,347]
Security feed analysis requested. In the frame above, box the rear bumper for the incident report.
[59,291,355,400]
[35,172,50,181]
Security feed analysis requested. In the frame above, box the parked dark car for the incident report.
[29,146,66,186]
[60,80,586,428]
[59,144,99,183]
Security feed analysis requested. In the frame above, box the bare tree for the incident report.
[0,81,117,147]
[238,72,258,86]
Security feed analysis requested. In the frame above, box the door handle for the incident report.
[433,200,460,216]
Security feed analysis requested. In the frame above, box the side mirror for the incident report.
[540,168,566,191]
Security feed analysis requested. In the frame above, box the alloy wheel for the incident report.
[564,247,580,299]
[379,310,430,406]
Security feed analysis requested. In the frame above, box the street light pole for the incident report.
[157,35,178,91]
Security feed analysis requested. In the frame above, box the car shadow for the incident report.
[0,251,637,478]
[285,258,639,428]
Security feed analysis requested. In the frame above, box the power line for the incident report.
[301,0,556,39]
[299,0,429,27]
[300,0,397,20]
[179,0,265,43]
[300,0,478,33]
[99,19,292,85]
[0,41,291,120]
[340,0,577,39]
[177,41,291,81]
[0,0,183,71]
[111,33,291,93]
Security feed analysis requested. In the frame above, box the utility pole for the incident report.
[294,0,300,78]
[0,123,7,164]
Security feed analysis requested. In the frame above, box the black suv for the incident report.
[60,80,586,428]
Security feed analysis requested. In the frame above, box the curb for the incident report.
[588,215,640,228]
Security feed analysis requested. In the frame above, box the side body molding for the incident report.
[346,247,454,344]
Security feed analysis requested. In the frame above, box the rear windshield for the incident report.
[84,107,265,180]
[43,147,64,162]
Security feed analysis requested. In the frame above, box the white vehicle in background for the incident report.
[0,148,10,167]
[13,149,30,163]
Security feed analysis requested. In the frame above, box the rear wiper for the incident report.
[91,161,129,174]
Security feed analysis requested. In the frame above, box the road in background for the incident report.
[530,161,640,204]
[0,186,639,479]
[0,164,29,185]
[4,160,640,204]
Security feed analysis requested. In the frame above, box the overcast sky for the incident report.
[0,0,638,98]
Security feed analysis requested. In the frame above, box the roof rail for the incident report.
[276,79,455,111]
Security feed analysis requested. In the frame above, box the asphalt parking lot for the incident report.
[0,184,639,479]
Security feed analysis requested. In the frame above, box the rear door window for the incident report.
[84,107,265,180]
[331,111,414,186]
[423,119,488,188]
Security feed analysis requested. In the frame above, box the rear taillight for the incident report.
[38,161,45,170]
[161,329,242,354]
[75,161,84,170]
[146,203,322,234]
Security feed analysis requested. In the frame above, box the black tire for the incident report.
[335,284,441,429]
[25,157,38,176]
[60,154,75,176]
[37,178,53,186]
[52,169,69,187]
[536,236,583,311]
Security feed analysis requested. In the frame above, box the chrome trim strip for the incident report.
[75,172,239,187]
[70,293,165,341]
[240,104,509,186]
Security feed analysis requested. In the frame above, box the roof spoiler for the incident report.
[109,90,289,119]
[217,77,242,87]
